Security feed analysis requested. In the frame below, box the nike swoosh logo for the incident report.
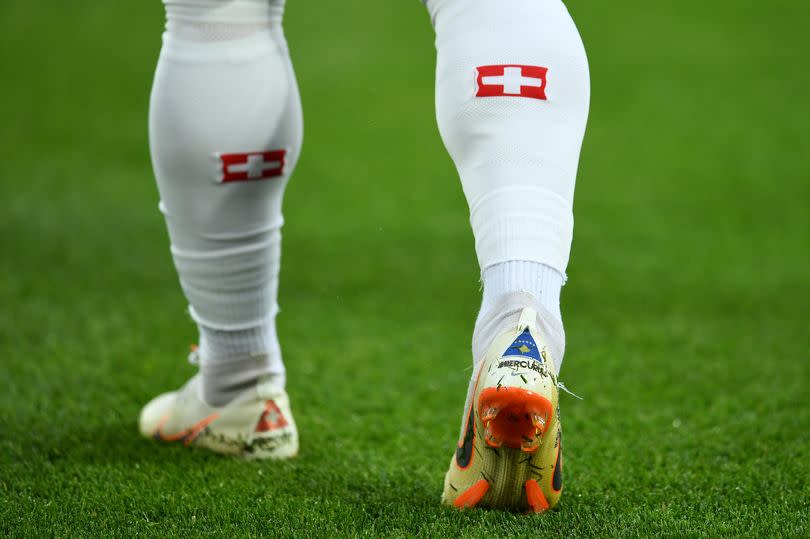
[153,412,220,446]
[455,405,476,469]
[552,430,563,492]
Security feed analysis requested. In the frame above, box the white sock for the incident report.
[479,261,564,325]
[150,0,301,406]
[197,320,284,385]
[426,0,589,369]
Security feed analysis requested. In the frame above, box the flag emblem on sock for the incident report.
[255,400,289,432]
[475,65,548,100]
[216,150,286,183]
[502,328,543,362]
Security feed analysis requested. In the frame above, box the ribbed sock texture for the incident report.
[478,261,564,326]
[198,321,280,361]
[197,320,284,406]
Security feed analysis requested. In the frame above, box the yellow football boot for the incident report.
[443,306,563,512]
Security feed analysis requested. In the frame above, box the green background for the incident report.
[1,1,808,536]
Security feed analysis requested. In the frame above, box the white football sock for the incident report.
[150,0,301,406]
[197,320,281,375]
[479,261,564,326]
[426,0,589,370]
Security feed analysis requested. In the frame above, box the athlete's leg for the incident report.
[425,0,589,510]
[138,0,302,459]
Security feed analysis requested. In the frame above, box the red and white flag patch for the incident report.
[475,65,549,100]
[216,150,286,183]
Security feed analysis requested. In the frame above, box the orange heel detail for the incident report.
[453,479,490,509]
[478,387,554,452]
[525,479,550,513]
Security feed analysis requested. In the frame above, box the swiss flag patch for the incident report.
[255,400,289,433]
[216,150,286,183]
[475,65,548,100]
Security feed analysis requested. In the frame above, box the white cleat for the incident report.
[139,374,298,460]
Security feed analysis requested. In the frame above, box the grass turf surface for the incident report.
[1,1,809,536]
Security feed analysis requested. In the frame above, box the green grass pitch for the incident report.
[1,1,808,536]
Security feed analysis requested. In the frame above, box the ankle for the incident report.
[197,353,282,407]
[472,292,566,376]
[479,261,564,325]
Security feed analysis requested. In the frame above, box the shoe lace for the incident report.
[557,381,583,400]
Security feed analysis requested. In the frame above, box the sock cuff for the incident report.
[480,261,564,323]
[197,353,278,406]
[197,322,284,376]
